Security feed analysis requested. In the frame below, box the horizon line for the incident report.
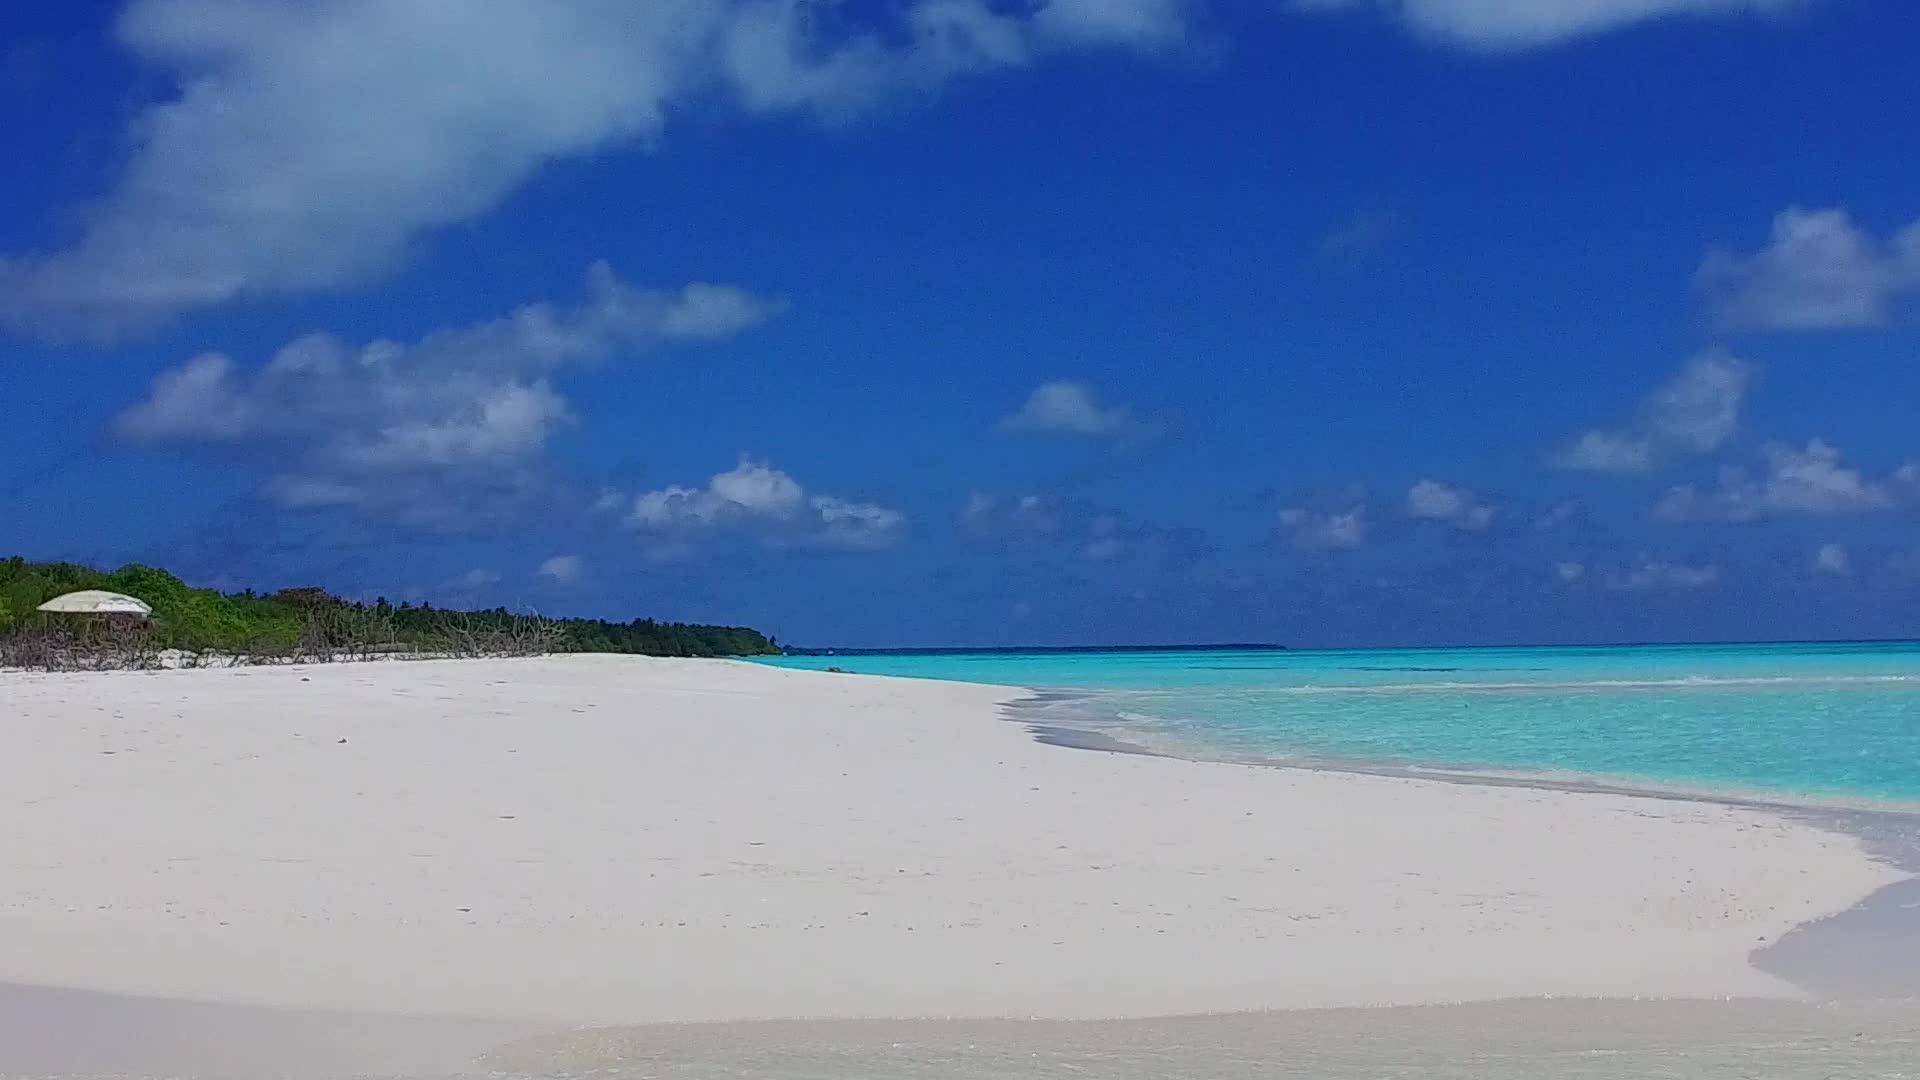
[777,636,1920,655]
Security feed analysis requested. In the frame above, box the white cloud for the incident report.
[961,492,1069,538]
[1555,561,1587,583]
[1814,543,1850,576]
[615,458,905,552]
[113,263,778,525]
[537,555,584,585]
[1295,0,1796,49]
[0,0,1821,338]
[1696,207,1920,331]
[810,496,911,551]
[631,460,806,526]
[962,493,1195,565]
[0,0,1196,337]
[1603,560,1720,591]
[453,568,502,591]
[1552,350,1753,473]
[1554,431,1657,473]
[999,381,1139,438]
[1278,506,1368,550]
[1035,0,1192,44]
[1406,479,1494,530]
[1641,352,1758,453]
[1653,439,1900,522]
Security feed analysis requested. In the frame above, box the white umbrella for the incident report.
[36,590,154,618]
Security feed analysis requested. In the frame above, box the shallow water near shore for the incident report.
[764,641,1920,804]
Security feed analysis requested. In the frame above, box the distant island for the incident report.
[0,556,780,663]
[781,643,1288,656]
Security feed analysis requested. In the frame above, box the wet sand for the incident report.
[490,998,1920,1080]
[0,981,535,1080]
[6,987,1920,1079]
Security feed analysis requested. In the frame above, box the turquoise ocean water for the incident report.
[761,642,1920,804]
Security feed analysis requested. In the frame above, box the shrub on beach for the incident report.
[0,555,780,669]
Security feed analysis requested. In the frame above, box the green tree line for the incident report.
[0,557,780,658]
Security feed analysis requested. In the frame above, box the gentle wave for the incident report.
[1102,674,1920,697]
[822,645,1920,802]
[1027,712,1920,813]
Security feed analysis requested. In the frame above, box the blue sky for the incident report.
[5,0,1920,647]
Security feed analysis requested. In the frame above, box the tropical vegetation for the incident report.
[0,556,779,660]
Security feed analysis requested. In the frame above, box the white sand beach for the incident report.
[0,655,1910,1074]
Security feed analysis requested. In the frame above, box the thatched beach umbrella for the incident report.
[27,590,156,661]
[36,590,154,618]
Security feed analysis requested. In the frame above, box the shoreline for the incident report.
[3,655,1914,1074]
[1012,695,1920,1004]
[1003,685,1920,816]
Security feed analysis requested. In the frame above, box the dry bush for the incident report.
[425,612,566,659]
[0,622,160,671]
